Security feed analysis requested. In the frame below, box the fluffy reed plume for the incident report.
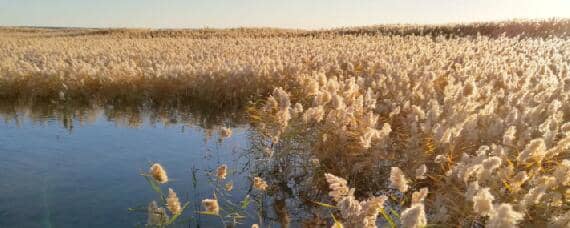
[521,176,557,207]
[217,164,228,180]
[147,201,169,225]
[517,138,547,163]
[399,187,429,228]
[324,173,387,227]
[253,177,268,191]
[293,103,304,114]
[360,196,388,227]
[167,188,182,215]
[400,203,427,228]
[201,198,220,215]
[390,167,409,192]
[220,127,232,138]
[150,163,168,184]
[473,188,495,216]
[486,204,524,228]
[324,173,350,202]
[411,188,429,205]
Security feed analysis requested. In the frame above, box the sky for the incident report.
[0,0,569,29]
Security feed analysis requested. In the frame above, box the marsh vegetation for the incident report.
[0,19,569,227]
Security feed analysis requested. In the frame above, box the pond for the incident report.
[0,103,294,227]
[0,102,402,228]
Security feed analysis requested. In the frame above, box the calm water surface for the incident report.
[0,104,268,227]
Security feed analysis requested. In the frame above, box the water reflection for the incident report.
[0,101,409,227]
[0,101,260,227]
[0,100,248,131]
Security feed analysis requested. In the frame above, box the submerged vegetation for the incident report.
[1,19,570,227]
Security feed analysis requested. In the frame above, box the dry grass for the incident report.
[1,19,570,227]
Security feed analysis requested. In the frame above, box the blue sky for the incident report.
[0,0,569,28]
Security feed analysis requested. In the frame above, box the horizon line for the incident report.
[1,17,568,31]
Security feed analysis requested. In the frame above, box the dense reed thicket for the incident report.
[1,19,569,227]
[3,18,569,39]
[1,19,569,108]
[251,26,570,227]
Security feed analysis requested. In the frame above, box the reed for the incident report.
[2,19,569,227]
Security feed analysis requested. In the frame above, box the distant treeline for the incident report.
[1,18,569,39]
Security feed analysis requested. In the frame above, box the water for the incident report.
[0,104,265,227]
[0,103,394,227]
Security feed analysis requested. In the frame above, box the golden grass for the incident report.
[2,19,570,227]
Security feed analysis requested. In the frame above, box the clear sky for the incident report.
[1,0,569,29]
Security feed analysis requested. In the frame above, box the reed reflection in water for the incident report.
[0,102,259,227]
[0,102,404,227]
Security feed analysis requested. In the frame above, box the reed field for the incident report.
[1,19,570,227]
